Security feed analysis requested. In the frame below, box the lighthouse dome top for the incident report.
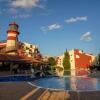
[9,22,19,27]
[7,22,19,34]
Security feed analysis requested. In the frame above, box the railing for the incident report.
[6,46,17,52]
[0,46,17,53]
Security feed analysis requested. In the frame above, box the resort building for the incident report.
[22,42,38,57]
[0,22,42,60]
[18,42,42,60]
[0,22,43,75]
[56,55,64,69]
[56,49,95,76]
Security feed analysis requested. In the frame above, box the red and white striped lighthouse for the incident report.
[6,22,20,54]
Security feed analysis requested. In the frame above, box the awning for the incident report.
[0,54,43,64]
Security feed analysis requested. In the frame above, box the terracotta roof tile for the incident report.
[0,54,42,64]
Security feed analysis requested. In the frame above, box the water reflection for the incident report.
[70,77,77,90]
[70,77,99,91]
[32,76,100,91]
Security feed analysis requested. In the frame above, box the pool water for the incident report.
[0,75,100,91]
[31,76,100,91]
[0,75,34,82]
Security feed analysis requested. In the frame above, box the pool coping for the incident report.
[27,81,100,92]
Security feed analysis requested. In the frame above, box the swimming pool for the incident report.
[31,76,100,91]
[0,75,56,82]
[0,75,35,82]
[0,75,100,91]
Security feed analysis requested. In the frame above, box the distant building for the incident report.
[0,22,42,60]
[42,55,50,62]
[56,49,95,76]
[56,54,64,69]
[18,42,41,58]
[42,55,56,62]
[69,49,95,76]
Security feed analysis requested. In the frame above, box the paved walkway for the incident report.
[0,82,69,100]
[0,82,100,100]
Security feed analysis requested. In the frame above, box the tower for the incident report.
[6,22,20,54]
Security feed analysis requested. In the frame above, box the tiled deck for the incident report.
[0,82,69,100]
[0,82,100,100]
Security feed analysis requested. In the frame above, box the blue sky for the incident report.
[0,0,100,56]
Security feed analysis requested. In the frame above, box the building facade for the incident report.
[0,22,42,60]
[56,54,64,68]
[56,49,95,76]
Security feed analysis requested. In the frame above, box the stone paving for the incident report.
[0,82,70,100]
[0,82,100,100]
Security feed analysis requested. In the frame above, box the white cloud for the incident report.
[48,24,61,31]
[0,0,46,18]
[41,23,61,32]
[11,0,41,8]
[80,32,92,41]
[65,16,87,23]
[12,14,31,19]
[41,27,47,32]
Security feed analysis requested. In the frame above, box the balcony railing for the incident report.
[6,46,17,52]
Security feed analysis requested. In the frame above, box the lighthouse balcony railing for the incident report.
[6,46,17,52]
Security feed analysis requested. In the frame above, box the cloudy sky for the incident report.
[0,0,100,56]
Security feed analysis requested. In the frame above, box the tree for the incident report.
[48,57,56,72]
[48,57,56,66]
[63,50,70,75]
[92,54,100,66]
[98,54,100,66]
[89,53,100,72]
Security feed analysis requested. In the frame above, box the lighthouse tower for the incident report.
[6,22,20,54]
